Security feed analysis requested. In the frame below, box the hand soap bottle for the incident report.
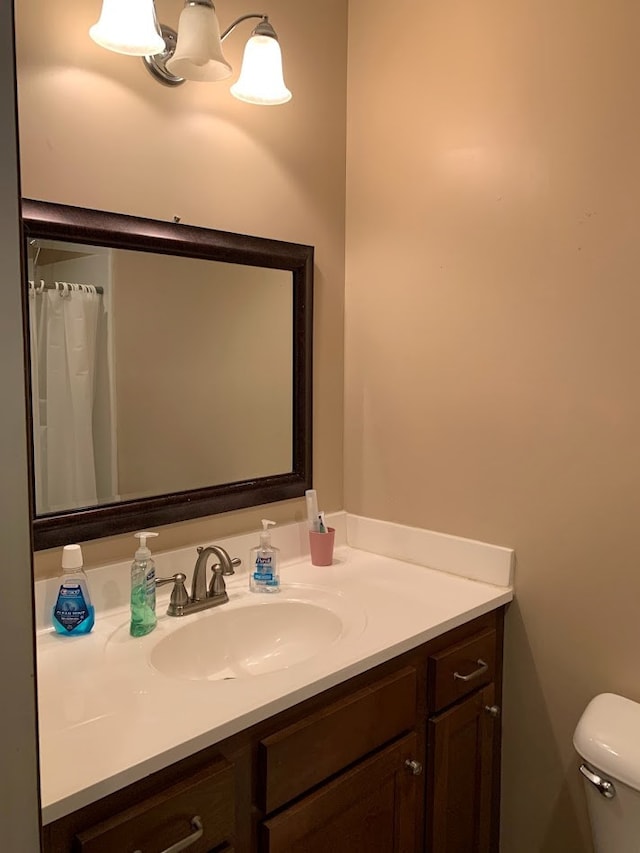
[130,531,159,637]
[249,519,280,593]
[52,544,95,635]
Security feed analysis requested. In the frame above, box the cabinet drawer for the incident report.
[75,755,234,853]
[259,665,417,813]
[261,733,420,853]
[428,629,496,712]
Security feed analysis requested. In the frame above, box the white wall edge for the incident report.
[346,514,514,588]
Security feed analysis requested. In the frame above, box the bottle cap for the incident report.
[62,544,83,570]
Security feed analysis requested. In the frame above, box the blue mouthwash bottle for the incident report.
[52,544,95,636]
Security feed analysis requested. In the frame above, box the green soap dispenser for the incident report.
[249,519,280,593]
[130,531,158,637]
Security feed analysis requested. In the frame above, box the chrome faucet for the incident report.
[156,545,240,617]
[192,545,235,601]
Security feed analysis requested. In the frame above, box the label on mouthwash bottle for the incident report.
[53,584,90,632]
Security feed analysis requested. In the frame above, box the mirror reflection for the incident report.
[27,240,294,516]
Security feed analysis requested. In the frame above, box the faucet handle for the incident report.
[215,556,241,576]
[156,572,189,616]
[209,565,227,597]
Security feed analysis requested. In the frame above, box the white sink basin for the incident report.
[147,587,365,682]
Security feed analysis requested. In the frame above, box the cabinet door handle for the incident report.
[485,704,501,718]
[453,658,488,682]
[133,815,204,853]
[405,759,423,776]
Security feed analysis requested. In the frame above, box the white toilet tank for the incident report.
[574,693,640,853]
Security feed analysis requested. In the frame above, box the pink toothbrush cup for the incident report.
[308,527,336,566]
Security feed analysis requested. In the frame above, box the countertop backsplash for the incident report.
[33,512,514,632]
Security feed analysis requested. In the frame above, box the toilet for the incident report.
[574,692,640,852]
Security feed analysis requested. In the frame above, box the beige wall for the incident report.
[346,1,640,851]
[17,0,640,847]
[114,253,292,496]
[16,0,347,575]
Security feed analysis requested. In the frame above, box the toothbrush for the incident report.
[305,489,320,531]
[317,512,327,534]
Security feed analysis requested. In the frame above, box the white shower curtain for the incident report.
[29,284,103,513]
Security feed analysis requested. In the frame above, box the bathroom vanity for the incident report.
[42,609,503,852]
[36,519,513,853]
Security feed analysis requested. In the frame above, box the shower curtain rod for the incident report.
[28,280,104,295]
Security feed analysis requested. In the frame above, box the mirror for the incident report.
[22,200,313,550]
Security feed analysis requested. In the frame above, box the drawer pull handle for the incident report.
[405,759,423,776]
[133,815,204,853]
[453,658,489,682]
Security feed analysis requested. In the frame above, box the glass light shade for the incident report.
[165,3,232,82]
[230,35,292,105]
[89,0,165,56]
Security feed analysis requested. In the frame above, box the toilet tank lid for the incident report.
[573,693,640,791]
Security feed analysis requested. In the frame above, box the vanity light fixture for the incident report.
[90,0,292,105]
[90,0,166,55]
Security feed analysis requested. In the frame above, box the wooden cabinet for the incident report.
[74,757,234,853]
[426,619,503,853]
[262,733,420,853]
[427,684,498,853]
[258,666,418,814]
[43,754,235,853]
[258,666,422,853]
[427,628,497,712]
[42,608,504,853]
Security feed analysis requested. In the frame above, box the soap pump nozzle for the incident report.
[260,519,276,547]
[134,530,158,561]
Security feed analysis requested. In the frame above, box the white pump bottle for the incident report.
[249,519,280,593]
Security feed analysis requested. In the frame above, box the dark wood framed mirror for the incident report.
[22,199,313,550]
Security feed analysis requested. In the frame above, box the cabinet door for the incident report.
[262,733,422,853]
[259,666,417,813]
[427,684,498,853]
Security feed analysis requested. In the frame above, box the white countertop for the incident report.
[37,537,513,825]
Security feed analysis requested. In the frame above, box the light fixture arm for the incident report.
[220,14,275,42]
[143,8,274,87]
